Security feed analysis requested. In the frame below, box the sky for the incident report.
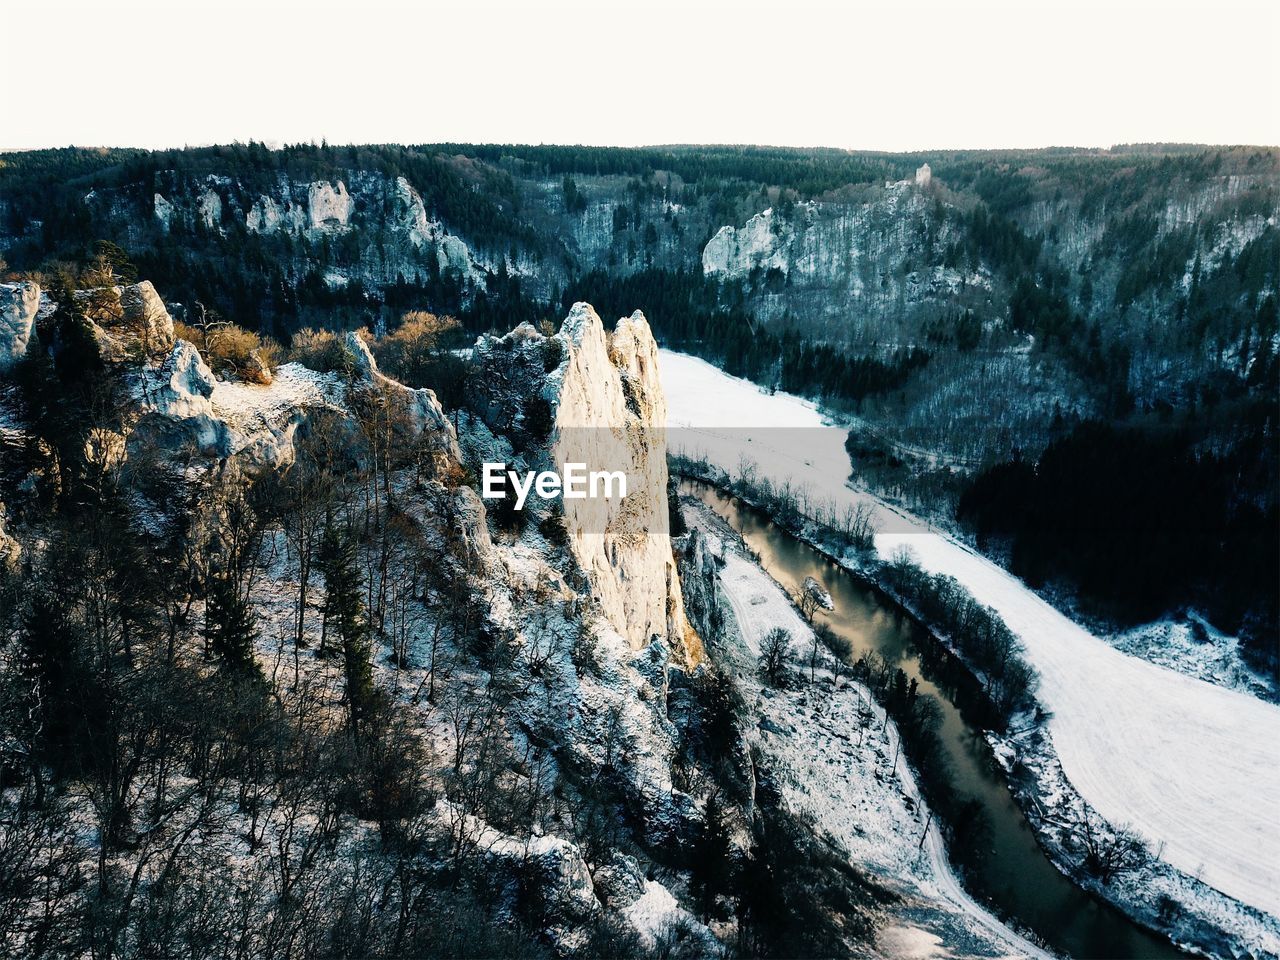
[7,0,1278,152]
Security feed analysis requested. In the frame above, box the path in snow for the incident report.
[661,349,1280,919]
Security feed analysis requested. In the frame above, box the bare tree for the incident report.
[759,628,792,687]
[1074,811,1149,885]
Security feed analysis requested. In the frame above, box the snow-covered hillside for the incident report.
[660,349,1280,921]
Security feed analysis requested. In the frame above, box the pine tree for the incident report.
[205,572,257,675]
[317,522,378,736]
[690,791,734,921]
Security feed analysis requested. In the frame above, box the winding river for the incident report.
[688,482,1182,959]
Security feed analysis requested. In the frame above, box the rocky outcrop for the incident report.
[246,180,353,236]
[246,195,306,235]
[341,332,461,461]
[0,281,41,372]
[701,189,992,329]
[153,193,175,232]
[0,501,19,568]
[123,313,460,476]
[81,281,177,363]
[197,188,222,231]
[473,304,703,666]
[702,208,791,278]
[306,180,352,230]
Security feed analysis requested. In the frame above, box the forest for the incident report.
[2,141,1276,669]
[958,420,1279,676]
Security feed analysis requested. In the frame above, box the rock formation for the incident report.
[0,281,41,372]
[473,304,703,667]
[0,501,19,568]
[702,207,791,279]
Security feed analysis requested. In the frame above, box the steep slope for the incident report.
[0,279,716,955]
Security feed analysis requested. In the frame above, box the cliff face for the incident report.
[552,304,702,666]
[472,304,702,667]
[0,281,42,372]
[700,187,990,334]
[0,276,719,953]
[12,148,1272,364]
[148,170,494,290]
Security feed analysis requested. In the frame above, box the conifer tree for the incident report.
[318,522,378,737]
[205,572,257,676]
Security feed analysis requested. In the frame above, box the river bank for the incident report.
[678,475,1276,959]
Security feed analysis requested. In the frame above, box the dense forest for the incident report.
[958,420,1279,675]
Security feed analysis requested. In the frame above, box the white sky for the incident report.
[7,0,1278,152]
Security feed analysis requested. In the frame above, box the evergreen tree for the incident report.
[317,522,378,736]
[690,791,734,921]
[205,572,258,675]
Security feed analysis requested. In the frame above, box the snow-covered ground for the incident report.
[661,349,1280,922]
[1104,614,1276,701]
[686,504,1050,959]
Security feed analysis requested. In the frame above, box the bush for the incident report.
[287,327,347,373]
[175,320,278,383]
[375,310,460,386]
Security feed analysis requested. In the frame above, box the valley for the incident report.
[661,349,1280,956]
[0,140,1275,959]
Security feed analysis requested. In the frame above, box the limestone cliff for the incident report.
[473,305,703,667]
[0,281,42,372]
[20,280,464,478]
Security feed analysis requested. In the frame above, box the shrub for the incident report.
[288,327,347,373]
[175,320,278,384]
[375,310,460,386]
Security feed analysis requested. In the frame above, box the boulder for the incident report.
[118,281,176,354]
[86,281,177,362]
[591,853,647,909]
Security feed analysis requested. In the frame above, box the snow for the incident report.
[877,532,1280,920]
[660,348,1280,921]
[877,925,953,959]
[624,879,706,950]
[687,507,1049,959]
[1105,614,1276,701]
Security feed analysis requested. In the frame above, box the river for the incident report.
[688,482,1182,960]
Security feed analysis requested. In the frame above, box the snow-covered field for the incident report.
[661,349,1280,921]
